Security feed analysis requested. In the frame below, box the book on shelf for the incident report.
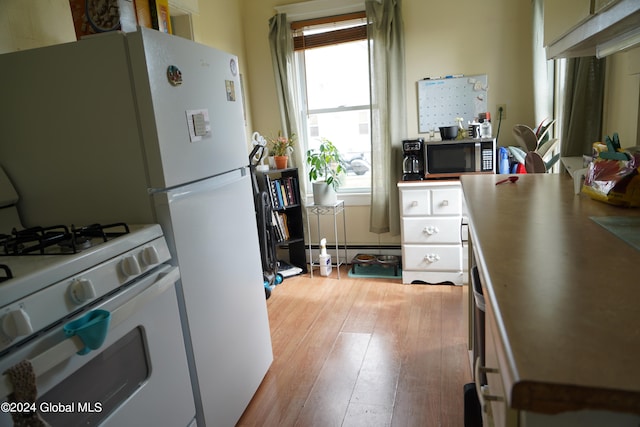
[280,212,290,240]
[265,175,279,209]
[271,211,290,242]
[285,176,297,205]
[271,210,284,241]
[280,181,288,207]
[265,175,299,210]
[274,180,285,208]
[291,177,300,205]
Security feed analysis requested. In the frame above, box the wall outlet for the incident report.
[497,104,507,120]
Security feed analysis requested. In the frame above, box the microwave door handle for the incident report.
[0,265,179,399]
[475,143,481,171]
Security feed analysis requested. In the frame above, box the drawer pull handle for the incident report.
[483,394,504,402]
[411,201,418,207]
[423,226,439,235]
[424,254,440,263]
[474,358,505,414]
[441,199,449,206]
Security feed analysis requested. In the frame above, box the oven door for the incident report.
[0,265,196,427]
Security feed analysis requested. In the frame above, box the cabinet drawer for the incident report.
[402,217,461,244]
[400,188,430,216]
[484,314,509,427]
[431,188,462,215]
[403,245,462,271]
[480,304,518,427]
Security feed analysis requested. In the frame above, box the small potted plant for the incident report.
[268,131,295,169]
[306,138,345,205]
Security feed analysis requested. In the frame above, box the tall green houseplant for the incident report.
[306,138,345,205]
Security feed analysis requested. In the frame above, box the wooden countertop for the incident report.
[461,174,640,415]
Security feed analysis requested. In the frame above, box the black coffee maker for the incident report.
[402,139,425,181]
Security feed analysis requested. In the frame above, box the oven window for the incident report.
[38,327,149,426]
[428,145,473,173]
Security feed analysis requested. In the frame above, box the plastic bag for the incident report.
[582,153,640,207]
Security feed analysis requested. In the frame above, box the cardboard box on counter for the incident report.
[69,0,137,39]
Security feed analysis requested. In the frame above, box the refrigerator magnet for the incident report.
[226,80,236,102]
[167,65,183,86]
[230,58,238,76]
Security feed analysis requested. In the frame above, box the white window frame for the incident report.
[282,0,371,206]
[294,44,371,192]
[276,0,371,206]
[275,0,364,22]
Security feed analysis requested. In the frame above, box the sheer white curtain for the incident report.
[366,0,406,235]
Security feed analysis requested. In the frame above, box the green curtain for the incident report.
[268,1,407,232]
[561,57,606,157]
[366,0,406,235]
[268,14,305,187]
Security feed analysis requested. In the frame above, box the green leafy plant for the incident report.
[306,138,345,190]
[268,131,295,156]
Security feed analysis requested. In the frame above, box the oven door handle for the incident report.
[1,265,180,399]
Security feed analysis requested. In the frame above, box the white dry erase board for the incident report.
[417,74,488,133]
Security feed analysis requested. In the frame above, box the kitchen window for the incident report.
[292,12,371,192]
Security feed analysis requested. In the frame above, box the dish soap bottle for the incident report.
[455,117,466,140]
[319,238,332,276]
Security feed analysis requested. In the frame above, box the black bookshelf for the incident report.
[257,168,307,274]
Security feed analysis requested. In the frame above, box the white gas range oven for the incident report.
[0,170,196,426]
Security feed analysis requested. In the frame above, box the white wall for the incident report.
[402,0,535,145]
[0,0,75,53]
[603,48,640,148]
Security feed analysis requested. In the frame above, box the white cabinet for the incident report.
[544,0,640,59]
[398,181,464,285]
[480,300,519,427]
[480,292,640,427]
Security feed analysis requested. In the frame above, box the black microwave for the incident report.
[424,138,496,178]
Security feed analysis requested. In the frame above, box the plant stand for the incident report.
[306,200,347,279]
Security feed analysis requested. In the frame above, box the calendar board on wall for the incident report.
[417,75,488,133]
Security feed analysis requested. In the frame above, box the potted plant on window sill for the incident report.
[268,131,295,169]
[306,138,345,205]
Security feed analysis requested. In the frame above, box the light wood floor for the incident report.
[237,266,472,427]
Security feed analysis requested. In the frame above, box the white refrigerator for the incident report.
[0,28,272,427]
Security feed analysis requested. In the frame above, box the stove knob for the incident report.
[2,308,34,341]
[141,246,160,266]
[121,255,142,277]
[69,278,97,304]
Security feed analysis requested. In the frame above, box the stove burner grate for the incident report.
[1,225,70,255]
[72,223,130,242]
[0,223,130,256]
